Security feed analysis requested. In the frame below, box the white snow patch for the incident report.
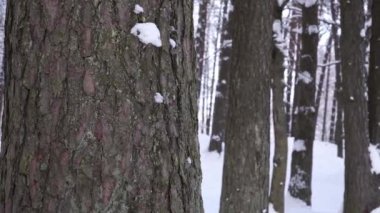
[369,144,380,174]
[297,71,313,84]
[131,23,162,47]
[133,4,144,14]
[154,92,164,103]
[293,140,306,152]
[296,0,317,7]
[360,28,366,38]
[199,134,224,212]
[187,157,192,164]
[272,19,287,55]
[372,206,380,213]
[211,135,221,142]
[169,38,176,48]
[307,25,319,34]
[294,106,315,115]
[268,203,278,213]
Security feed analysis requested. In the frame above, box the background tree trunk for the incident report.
[219,0,273,211]
[196,0,209,92]
[286,6,302,136]
[269,1,289,212]
[209,0,231,153]
[368,0,380,209]
[330,0,343,157]
[369,0,380,147]
[0,1,203,212]
[288,1,318,206]
[341,0,379,211]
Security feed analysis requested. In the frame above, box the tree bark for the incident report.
[0,1,203,212]
[288,1,318,206]
[209,0,231,153]
[219,0,273,212]
[269,1,289,212]
[330,0,343,157]
[195,0,209,92]
[341,0,379,211]
[321,57,332,141]
[286,6,302,135]
[368,0,380,209]
[369,0,380,147]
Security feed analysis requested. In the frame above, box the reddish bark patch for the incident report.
[5,198,12,213]
[29,157,39,202]
[75,118,86,141]
[118,102,130,123]
[81,28,92,57]
[102,177,116,205]
[95,119,104,141]
[43,0,59,30]
[60,150,70,167]
[50,99,62,125]
[83,70,95,96]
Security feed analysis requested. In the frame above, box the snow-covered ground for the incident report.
[199,134,344,213]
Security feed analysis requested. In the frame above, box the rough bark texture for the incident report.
[315,36,332,118]
[288,1,318,206]
[269,1,288,212]
[330,0,343,157]
[286,6,301,135]
[341,0,379,211]
[0,0,5,134]
[321,58,331,141]
[0,1,203,212]
[219,0,273,212]
[208,0,230,153]
[368,0,380,209]
[195,0,209,90]
[369,0,380,146]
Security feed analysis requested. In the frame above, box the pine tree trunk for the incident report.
[288,1,318,206]
[315,36,332,141]
[286,7,302,136]
[196,0,209,92]
[321,59,331,141]
[368,0,380,209]
[269,1,288,212]
[369,0,380,147]
[219,0,273,211]
[330,0,343,157]
[341,0,379,211]
[0,0,5,138]
[209,0,231,153]
[0,1,203,212]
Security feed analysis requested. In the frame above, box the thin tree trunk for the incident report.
[0,0,5,140]
[330,0,343,157]
[219,0,273,211]
[369,0,380,149]
[321,57,332,141]
[196,0,209,92]
[209,0,231,153]
[287,7,302,136]
[368,0,380,209]
[288,0,318,206]
[0,1,203,212]
[205,0,224,135]
[269,1,289,212]
[341,0,379,211]
[315,36,333,141]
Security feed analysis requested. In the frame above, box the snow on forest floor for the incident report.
[199,134,344,213]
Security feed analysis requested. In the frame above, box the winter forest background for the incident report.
[0,0,379,212]
[196,0,379,212]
